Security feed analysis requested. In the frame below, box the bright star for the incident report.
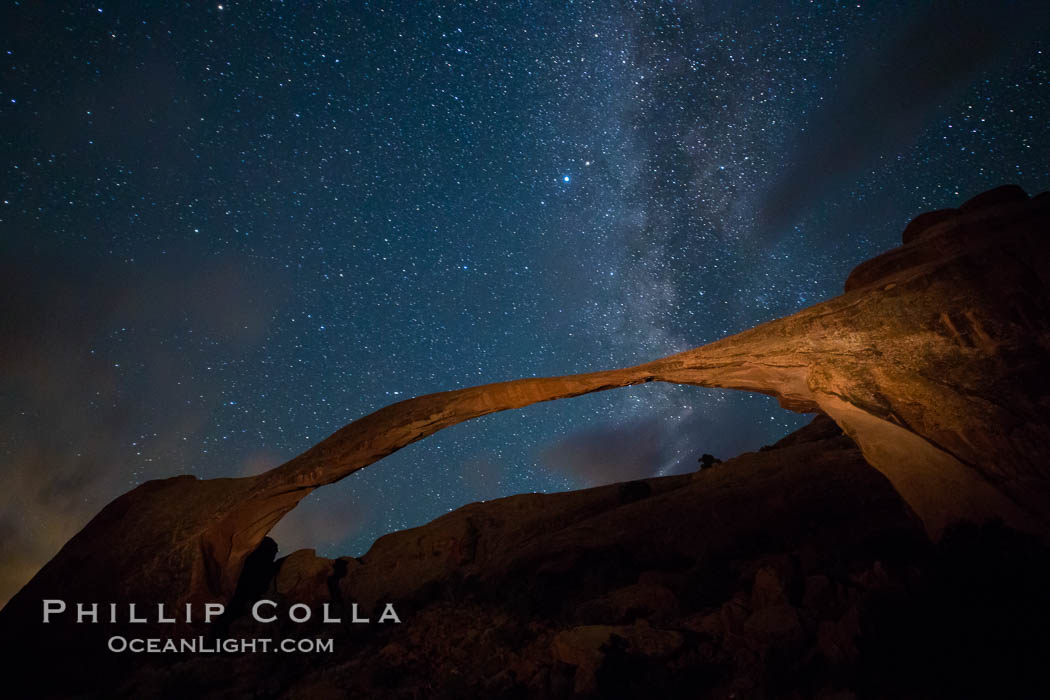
[563,175,570,182]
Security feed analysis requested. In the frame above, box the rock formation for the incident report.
[2,186,1049,697]
[20,415,1050,699]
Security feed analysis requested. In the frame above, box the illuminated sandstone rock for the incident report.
[3,186,1048,629]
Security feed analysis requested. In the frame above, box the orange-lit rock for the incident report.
[2,186,1049,678]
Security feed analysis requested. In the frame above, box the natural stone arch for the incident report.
[4,186,1049,623]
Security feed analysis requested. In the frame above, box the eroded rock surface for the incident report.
[2,186,1050,696]
[121,417,935,698]
[49,417,1050,699]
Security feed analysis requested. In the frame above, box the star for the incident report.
[3,0,1047,587]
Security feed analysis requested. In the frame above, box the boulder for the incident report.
[272,549,335,604]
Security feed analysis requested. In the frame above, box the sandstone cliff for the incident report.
[2,186,1050,698]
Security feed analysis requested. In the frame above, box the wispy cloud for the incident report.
[757,0,1050,237]
[0,247,280,606]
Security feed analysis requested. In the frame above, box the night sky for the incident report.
[3,1,1048,604]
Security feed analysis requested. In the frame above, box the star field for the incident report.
[2,1,1048,596]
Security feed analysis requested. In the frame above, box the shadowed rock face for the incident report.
[28,417,1050,700]
[2,186,1049,642]
[117,415,935,700]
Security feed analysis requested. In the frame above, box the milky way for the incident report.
[2,1,1048,602]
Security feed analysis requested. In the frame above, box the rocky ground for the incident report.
[107,417,1050,699]
[6,186,1050,698]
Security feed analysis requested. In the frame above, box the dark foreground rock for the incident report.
[3,186,1050,697]
[23,416,1049,699]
